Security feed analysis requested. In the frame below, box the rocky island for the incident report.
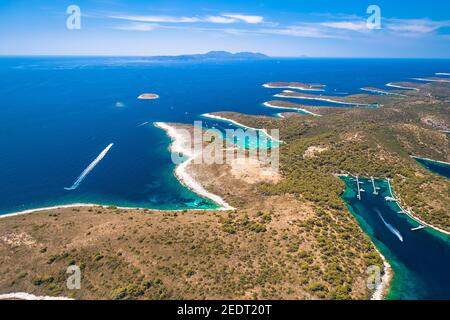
[138,93,159,100]
[263,82,326,91]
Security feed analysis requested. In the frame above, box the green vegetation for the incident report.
[111,278,168,300]
[218,90,450,231]
[220,212,268,234]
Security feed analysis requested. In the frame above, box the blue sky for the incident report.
[1,0,450,57]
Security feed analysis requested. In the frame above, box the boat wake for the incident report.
[376,209,404,242]
[64,143,114,191]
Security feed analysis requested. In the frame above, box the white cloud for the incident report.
[320,21,368,32]
[222,14,264,24]
[109,15,200,23]
[261,25,348,39]
[205,16,237,24]
[265,18,450,39]
[113,22,158,31]
[385,19,450,36]
[108,13,264,25]
[106,11,449,41]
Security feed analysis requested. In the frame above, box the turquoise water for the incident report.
[199,115,281,149]
[341,176,450,300]
[1,57,450,214]
[413,157,450,179]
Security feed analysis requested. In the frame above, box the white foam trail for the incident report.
[376,209,404,242]
[436,73,450,76]
[64,143,114,191]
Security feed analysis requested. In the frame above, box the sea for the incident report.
[413,157,450,179]
[341,176,450,300]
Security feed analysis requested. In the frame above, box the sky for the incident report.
[1,0,450,57]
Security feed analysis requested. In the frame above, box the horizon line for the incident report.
[1,54,450,60]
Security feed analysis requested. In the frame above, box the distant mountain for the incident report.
[143,51,270,62]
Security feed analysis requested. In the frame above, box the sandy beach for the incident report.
[0,200,228,220]
[0,292,72,300]
[263,83,325,92]
[411,155,450,166]
[371,250,393,300]
[386,83,420,91]
[154,122,234,211]
[0,204,101,220]
[0,203,171,220]
[202,113,283,143]
[263,101,321,117]
[274,90,374,107]
[413,78,450,83]
[360,87,407,97]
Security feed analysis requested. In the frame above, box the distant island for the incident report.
[138,51,270,62]
[263,82,326,92]
[138,93,159,100]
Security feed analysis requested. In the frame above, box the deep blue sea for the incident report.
[341,176,450,300]
[1,57,449,214]
[414,157,450,179]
